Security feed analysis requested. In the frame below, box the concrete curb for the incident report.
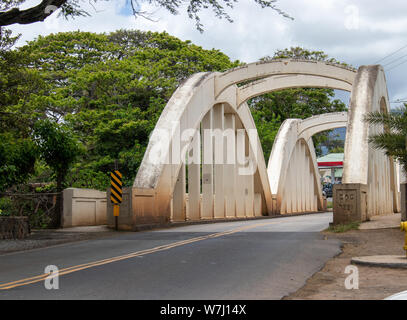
[351,255,407,269]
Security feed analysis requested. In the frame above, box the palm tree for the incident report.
[364,106,407,175]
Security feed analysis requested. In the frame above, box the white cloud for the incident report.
[7,0,407,102]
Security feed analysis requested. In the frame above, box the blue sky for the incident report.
[118,1,139,17]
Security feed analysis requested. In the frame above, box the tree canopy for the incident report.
[0,29,240,191]
[365,107,407,175]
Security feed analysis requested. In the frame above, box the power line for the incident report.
[386,58,407,71]
[375,44,407,64]
[389,96,407,103]
[383,52,407,67]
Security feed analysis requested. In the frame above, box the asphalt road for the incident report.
[0,212,341,300]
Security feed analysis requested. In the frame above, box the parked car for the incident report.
[323,183,333,198]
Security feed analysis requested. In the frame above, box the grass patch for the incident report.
[327,221,360,233]
[327,200,333,209]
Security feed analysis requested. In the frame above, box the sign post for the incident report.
[110,169,122,231]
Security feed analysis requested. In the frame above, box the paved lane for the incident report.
[0,212,341,299]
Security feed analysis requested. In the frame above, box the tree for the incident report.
[0,30,39,192]
[33,119,82,193]
[313,129,346,157]
[365,106,407,175]
[11,30,239,190]
[0,135,37,192]
[33,119,82,227]
[249,47,348,159]
[0,0,292,31]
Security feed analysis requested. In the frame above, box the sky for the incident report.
[8,0,407,106]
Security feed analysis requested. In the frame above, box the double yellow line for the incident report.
[0,220,276,290]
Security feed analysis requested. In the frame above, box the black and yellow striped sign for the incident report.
[110,170,122,204]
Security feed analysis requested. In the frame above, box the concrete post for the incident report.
[224,113,236,218]
[333,183,367,224]
[172,163,186,222]
[294,146,300,212]
[235,121,246,217]
[300,143,307,212]
[213,104,225,218]
[254,193,262,216]
[245,133,254,217]
[201,109,214,219]
[187,130,201,220]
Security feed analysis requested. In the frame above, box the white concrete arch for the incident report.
[298,112,348,142]
[267,113,348,214]
[133,71,273,225]
[343,65,399,216]
[267,119,322,214]
[237,75,353,107]
[121,60,400,230]
[215,59,357,98]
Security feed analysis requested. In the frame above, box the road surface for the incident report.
[0,212,341,299]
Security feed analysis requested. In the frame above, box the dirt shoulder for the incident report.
[284,227,407,300]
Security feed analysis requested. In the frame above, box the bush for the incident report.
[0,195,56,228]
[0,197,15,216]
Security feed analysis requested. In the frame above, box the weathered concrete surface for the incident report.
[62,188,107,228]
[297,112,348,142]
[268,112,348,215]
[0,216,30,239]
[342,65,399,218]
[268,120,322,214]
[132,72,273,229]
[332,183,367,225]
[107,187,134,230]
[133,60,357,229]
[351,255,407,269]
[132,59,399,230]
[237,75,352,107]
[215,59,356,97]
[359,213,401,230]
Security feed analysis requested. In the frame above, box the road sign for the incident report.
[110,170,122,205]
[111,169,122,230]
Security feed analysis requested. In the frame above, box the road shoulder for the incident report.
[284,226,407,300]
[0,226,119,255]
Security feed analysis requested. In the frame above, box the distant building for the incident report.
[317,153,344,184]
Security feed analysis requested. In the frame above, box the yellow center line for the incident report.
[0,220,277,290]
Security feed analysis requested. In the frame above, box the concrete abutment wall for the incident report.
[62,188,107,228]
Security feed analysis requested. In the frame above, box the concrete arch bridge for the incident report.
[109,60,400,229]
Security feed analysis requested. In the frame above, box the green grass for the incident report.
[327,200,333,209]
[327,221,360,233]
